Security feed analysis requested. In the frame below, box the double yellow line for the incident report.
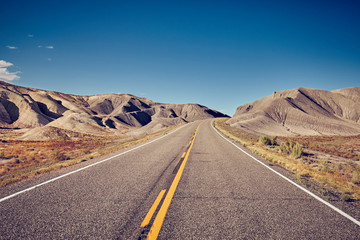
[141,124,200,240]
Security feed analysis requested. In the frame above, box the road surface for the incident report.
[1,119,359,239]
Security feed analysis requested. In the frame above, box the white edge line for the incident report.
[0,124,188,203]
[211,121,360,227]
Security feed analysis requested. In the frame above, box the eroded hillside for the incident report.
[0,81,227,140]
[227,87,360,136]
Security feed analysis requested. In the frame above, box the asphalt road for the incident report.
[0,119,359,239]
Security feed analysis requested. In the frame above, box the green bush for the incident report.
[259,135,277,146]
[280,141,303,158]
[259,136,271,145]
[292,142,303,158]
[270,136,277,146]
[280,142,291,154]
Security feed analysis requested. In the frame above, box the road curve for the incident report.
[0,119,359,239]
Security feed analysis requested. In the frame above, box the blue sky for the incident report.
[1,0,359,115]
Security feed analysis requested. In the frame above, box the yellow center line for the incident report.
[146,123,201,240]
[181,152,186,158]
[141,190,167,227]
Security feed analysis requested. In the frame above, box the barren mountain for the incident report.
[227,87,360,136]
[0,81,227,140]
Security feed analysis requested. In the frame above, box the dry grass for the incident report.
[215,118,360,202]
[293,135,360,161]
[0,125,180,187]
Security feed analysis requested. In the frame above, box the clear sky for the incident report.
[1,0,359,115]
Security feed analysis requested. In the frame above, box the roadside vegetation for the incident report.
[215,118,360,202]
[0,125,180,187]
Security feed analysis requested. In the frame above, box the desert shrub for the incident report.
[292,142,303,158]
[280,141,303,158]
[270,136,277,146]
[52,150,69,161]
[280,142,291,154]
[259,136,271,145]
[335,163,344,171]
[259,136,277,146]
[352,170,360,184]
[83,148,92,154]
[340,194,352,202]
[321,161,332,173]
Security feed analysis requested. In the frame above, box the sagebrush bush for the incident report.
[280,141,303,158]
[352,170,360,184]
[292,142,303,158]
[52,150,69,161]
[321,161,331,172]
[340,194,351,202]
[259,136,271,145]
[280,142,291,154]
[270,136,277,146]
[259,136,277,146]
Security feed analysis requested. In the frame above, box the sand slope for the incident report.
[227,87,360,136]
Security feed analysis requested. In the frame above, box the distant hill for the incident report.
[227,87,360,136]
[0,81,228,140]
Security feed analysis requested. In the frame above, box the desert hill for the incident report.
[0,81,227,140]
[227,87,360,136]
